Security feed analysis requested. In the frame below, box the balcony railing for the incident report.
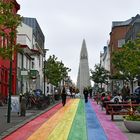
[29,70,39,79]
[17,34,31,49]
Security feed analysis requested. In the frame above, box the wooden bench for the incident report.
[107,103,140,121]
[104,101,116,114]
[105,101,136,115]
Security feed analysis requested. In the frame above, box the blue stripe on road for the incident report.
[85,101,107,140]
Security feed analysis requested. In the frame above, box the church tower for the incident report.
[77,39,91,96]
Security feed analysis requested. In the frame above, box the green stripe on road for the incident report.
[68,99,87,140]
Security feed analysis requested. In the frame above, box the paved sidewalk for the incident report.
[115,118,140,140]
[0,100,61,139]
[93,101,140,140]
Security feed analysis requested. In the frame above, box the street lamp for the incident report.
[7,59,12,123]
[43,49,49,97]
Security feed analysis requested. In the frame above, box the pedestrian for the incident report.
[89,86,92,98]
[72,87,76,98]
[95,92,100,104]
[100,92,106,110]
[61,85,67,106]
[121,84,130,101]
[69,86,73,98]
[20,94,26,116]
[83,87,89,103]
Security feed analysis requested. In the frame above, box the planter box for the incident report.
[124,120,140,133]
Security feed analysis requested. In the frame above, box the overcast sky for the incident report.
[17,0,140,84]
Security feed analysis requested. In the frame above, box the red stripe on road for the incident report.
[3,102,64,140]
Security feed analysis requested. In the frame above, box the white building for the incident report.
[100,46,110,72]
[17,22,32,94]
[100,46,110,91]
[17,17,45,94]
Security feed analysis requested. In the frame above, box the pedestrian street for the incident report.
[3,99,128,140]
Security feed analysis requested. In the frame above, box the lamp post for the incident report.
[7,59,12,123]
[7,29,14,123]
[43,49,49,97]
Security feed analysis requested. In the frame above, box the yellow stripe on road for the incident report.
[46,99,80,140]
[27,100,74,140]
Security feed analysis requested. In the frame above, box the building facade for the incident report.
[23,17,45,93]
[100,46,110,91]
[109,20,131,76]
[0,0,20,98]
[125,14,140,88]
[106,14,140,93]
[17,17,45,94]
[17,22,32,94]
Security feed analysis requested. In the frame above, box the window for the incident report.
[32,61,34,69]
[39,55,41,67]
[118,39,125,48]
[0,36,4,48]
[5,37,9,48]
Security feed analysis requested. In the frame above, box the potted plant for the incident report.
[136,106,140,113]
[123,103,140,133]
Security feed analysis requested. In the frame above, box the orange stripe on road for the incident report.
[46,99,80,140]
[27,100,74,140]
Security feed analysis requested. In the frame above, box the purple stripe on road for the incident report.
[91,100,128,140]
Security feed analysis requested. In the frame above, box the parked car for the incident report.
[134,86,140,95]
[133,86,140,103]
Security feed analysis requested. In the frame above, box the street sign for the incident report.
[21,70,28,76]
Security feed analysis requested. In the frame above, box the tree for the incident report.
[90,64,110,92]
[0,1,21,123]
[44,55,71,86]
[0,1,21,58]
[112,37,140,93]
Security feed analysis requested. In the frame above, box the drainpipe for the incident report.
[21,53,24,94]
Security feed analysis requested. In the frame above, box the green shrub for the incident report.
[124,115,140,121]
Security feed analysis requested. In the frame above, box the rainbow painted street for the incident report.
[3,99,128,140]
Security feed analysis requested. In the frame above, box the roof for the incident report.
[112,18,132,28]
[112,14,140,28]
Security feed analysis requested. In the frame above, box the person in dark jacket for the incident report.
[20,94,26,116]
[89,87,93,98]
[61,85,67,106]
[83,87,89,103]
[121,84,130,101]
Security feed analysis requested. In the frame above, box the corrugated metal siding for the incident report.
[22,17,45,49]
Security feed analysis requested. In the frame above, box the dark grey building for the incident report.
[22,17,45,49]
[125,14,140,42]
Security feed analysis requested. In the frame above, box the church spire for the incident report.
[77,39,91,96]
[80,39,88,60]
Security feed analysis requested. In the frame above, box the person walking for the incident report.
[89,86,93,98]
[83,87,89,103]
[20,94,26,116]
[69,86,73,98]
[61,85,67,106]
[121,84,130,101]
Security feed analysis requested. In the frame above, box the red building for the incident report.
[109,20,131,76]
[0,0,20,99]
